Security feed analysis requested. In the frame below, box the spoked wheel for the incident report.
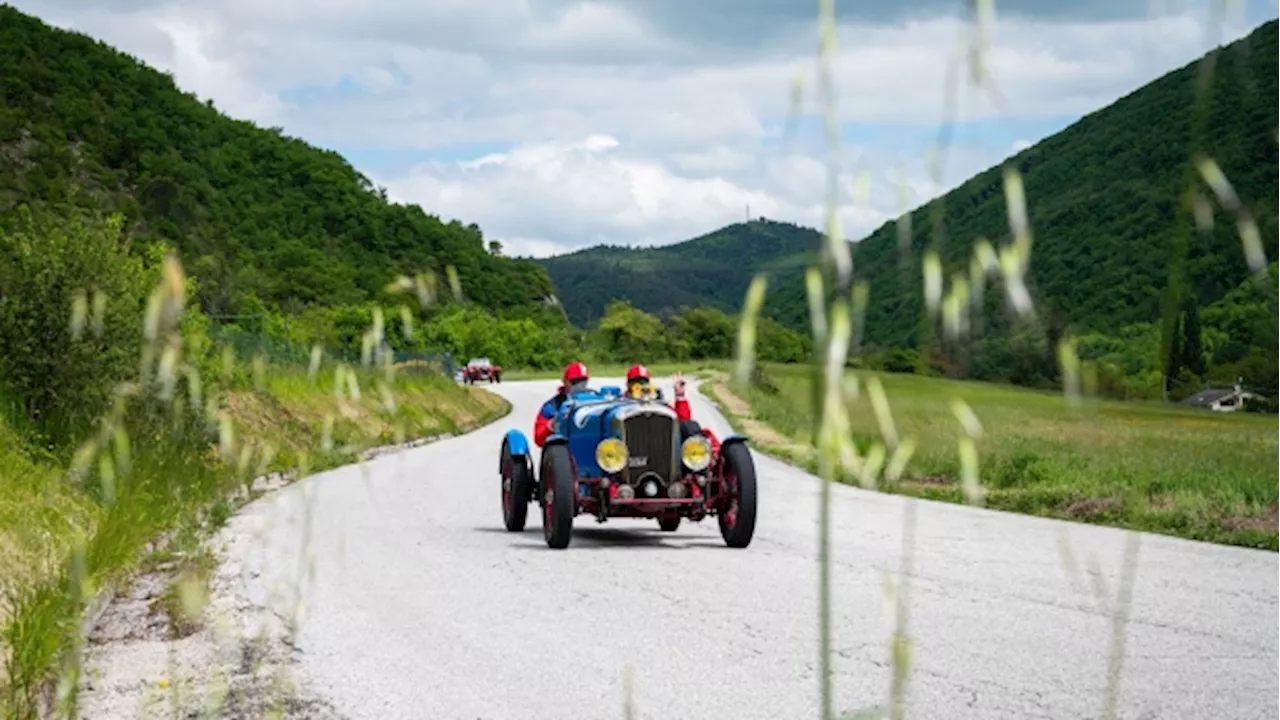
[540,443,576,549]
[717,442,758,548]
[501,440,532,531]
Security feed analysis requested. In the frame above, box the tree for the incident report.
[1163,313,1185,382]
[672,307,735,359]
[1181,300,1206,377]
[488,240,504,257]
[593,300,666,362]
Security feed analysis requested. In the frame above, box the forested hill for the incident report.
[765,19,1278,346]
[0,5,555,316]
[536,218,822,325]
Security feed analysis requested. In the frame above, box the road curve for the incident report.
[226,378,1278,720]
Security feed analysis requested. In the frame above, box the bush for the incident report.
[0,206,155,440]
[882,348,921,374]
[1243,395,1278,414]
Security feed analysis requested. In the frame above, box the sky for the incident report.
[11,0,1278,258]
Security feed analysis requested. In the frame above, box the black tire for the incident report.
[717,442,758,548]
[539,443,576,549]
[657,516,681,532]
[501,441,531,532]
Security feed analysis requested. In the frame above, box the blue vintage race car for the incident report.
[498,384,758,549]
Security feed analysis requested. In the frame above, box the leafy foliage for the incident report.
[0,206,156,438]
[584,301,811,365]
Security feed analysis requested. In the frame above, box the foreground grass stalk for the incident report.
[1101,532,1142,720]
[814,0,847,716]
[888,500,916,720]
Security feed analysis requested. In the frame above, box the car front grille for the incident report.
[622,412,676,482]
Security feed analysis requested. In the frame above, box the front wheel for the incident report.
[717,442,758,548]
[501,441,532,531]
[540,444,576,549]
[657,516,681,532]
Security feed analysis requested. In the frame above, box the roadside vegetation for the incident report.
[704,364,1278,550]
[0,206,509,716]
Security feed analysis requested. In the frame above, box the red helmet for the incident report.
[626,364,650,383]
[562,361,589,385]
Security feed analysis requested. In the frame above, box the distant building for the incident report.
[1179,379,1259,413]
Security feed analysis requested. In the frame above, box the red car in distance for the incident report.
[462,357,502,384]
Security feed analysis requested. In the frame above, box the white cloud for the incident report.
[9,0,1276,256]
[376,135,983,258]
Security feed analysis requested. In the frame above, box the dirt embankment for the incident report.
[699,374,800,453]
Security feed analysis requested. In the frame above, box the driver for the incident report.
[533,361,590,447]
[624,365,721,453]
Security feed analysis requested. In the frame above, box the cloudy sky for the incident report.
[12,0,1278,257]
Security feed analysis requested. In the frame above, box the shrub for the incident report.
[0,206,155,441]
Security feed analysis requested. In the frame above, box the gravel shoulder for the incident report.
[73,433,466,719]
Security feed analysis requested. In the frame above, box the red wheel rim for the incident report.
[723,467,739,529]
[544,483,554,530]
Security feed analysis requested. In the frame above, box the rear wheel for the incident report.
[501,441,531,531]
[540,444,576,549]
[717,442,757,548]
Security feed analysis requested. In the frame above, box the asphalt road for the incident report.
[227,378,1278,720]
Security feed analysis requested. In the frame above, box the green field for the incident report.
[722,363,1279,550]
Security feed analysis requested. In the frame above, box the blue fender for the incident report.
[501,429,531,474]
[543,433,568,446]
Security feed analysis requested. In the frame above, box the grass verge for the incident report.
[0,363,509,717]
[705,363,1278,551]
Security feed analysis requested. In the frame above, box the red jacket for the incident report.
[671,396,692,422]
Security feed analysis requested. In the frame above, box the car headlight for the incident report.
[681,435,712,472]
[595,438,628,474]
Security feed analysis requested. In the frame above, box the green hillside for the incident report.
[768,19,1277,347]
[537,218,822,325]
[0,4,555,317]
[538,21,1276,380]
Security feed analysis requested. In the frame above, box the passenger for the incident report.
[624,365,720,453]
